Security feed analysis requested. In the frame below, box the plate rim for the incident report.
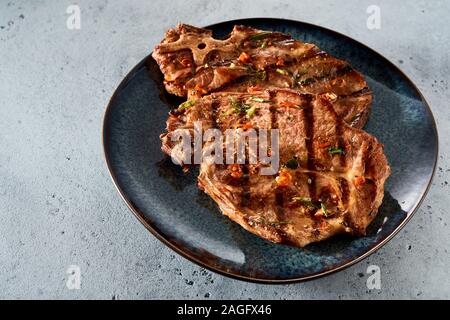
[102,17,439,284]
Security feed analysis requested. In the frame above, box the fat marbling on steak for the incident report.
[163,89,390,247]
[152,23,372,128]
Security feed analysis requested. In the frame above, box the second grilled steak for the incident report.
[152,23,372,128]
[162,89,390,247]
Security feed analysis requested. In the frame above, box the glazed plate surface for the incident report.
[103,18,438,282]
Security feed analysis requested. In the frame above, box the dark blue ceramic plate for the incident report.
[103,18,438,283]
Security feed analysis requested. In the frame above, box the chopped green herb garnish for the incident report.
[246,105,257,117]
[328,146,345,155]
[231,98,251,114]
[292,197,320,209]
[250,97,266,103]
[276,68,288,75]
[178,99,196,111]
[299,78,315,86]
[260,40,268,49]
[285,157,298,169]
[255,70,266,81]
[249,32,272,41]
[321,203,328,217]
[247,66,267,81]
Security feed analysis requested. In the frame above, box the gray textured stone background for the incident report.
[0,0,449,299]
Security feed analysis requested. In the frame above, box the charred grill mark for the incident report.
[290,48,325,65]
[268,91,287,231]
[268,90,278,130]
[336,118,346,169]
[275,188,285,223]
[336,65,354,77]
[269,106,278,130]
[210,99,219,129]
[237,101,251,208]
[341,87,371,98]
[339,177,350,208]
[363,144,378,206]
[342,211,354,232]
[294,52,344,71]
[240,165,251,207]
[296,64,354,88]
[303,96,317,200]
[312,228,321,238]
[335,115,349,213]
[366,178,378,207]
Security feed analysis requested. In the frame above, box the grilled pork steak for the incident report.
[163,89,390,247]
[152,24,372,128]
[153,24,390,247]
